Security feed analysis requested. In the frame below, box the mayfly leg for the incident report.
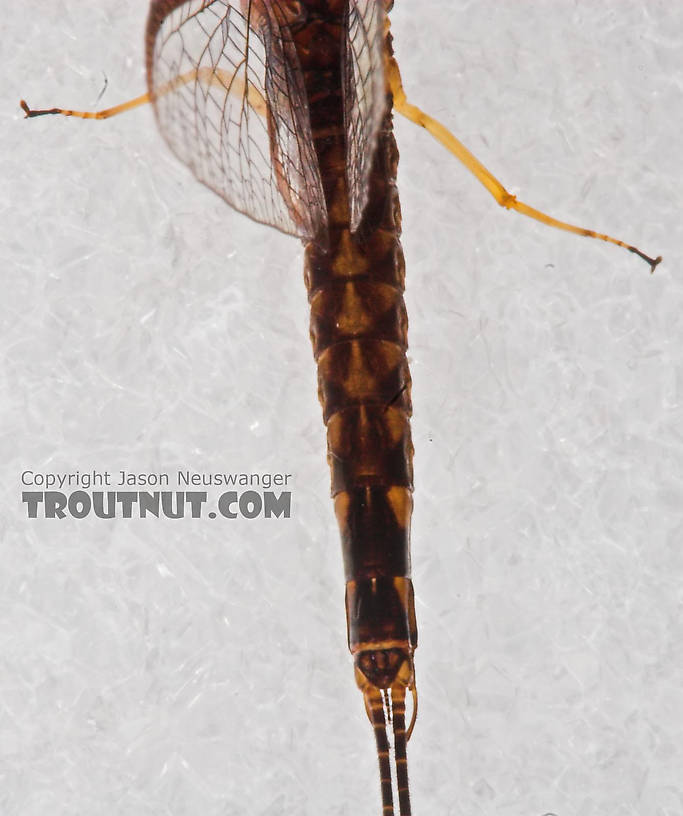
[385,54,661,273]
[20,66,267,121]
[20,94,151,120]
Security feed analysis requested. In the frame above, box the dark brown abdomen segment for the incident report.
[294,3,417,660]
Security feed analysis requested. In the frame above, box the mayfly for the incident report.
[21,1,661,813]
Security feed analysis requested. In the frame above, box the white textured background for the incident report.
[2,2,682,815]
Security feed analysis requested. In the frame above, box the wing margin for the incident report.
[343,0,388,233]
[145,0,327,241]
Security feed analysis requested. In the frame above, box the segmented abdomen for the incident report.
[296,8,416,657]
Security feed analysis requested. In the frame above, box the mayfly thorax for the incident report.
[20,2,661,813]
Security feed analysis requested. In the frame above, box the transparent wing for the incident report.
[343,0,387,232]
[145,0,327,241]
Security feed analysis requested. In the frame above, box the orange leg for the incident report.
[386,55,661,273]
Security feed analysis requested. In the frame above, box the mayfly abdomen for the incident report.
[295,4,416,810]
[19,1,664,812]
[140,0,418,809]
